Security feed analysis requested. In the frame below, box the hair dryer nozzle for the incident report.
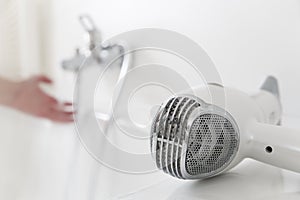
[150,95,240,179]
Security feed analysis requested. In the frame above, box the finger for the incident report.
[45,95,59,105]
[38,92,59,108]
[50,101,74,112]
[47,109,74,123]
[62,102,73,106]
[34,75,53,84]
[61,102,74,112]
[62,102,73,107]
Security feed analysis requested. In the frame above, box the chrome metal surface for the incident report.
[185,113,238,176]
[151,95,201,178]
[151,95,240,179]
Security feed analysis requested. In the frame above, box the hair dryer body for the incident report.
[151,77,300,179]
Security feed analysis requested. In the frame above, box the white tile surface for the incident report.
[1,103,299,200]
[116,115,300,199]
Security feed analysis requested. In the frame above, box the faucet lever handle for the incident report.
[79,15,97,33]
[79,15,102,51]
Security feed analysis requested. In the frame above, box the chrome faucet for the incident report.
[61,15,132,125]
[61,15,109,71]
[62,15,129,70]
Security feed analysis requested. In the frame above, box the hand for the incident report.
[10,75,74,123]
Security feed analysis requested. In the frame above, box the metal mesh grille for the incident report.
[150,96,200,178]
[185,114,238,176]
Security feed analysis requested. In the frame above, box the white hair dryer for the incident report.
[150,76,300,179]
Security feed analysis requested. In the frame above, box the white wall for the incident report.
[50,0,300,116]
[0,0,42,79]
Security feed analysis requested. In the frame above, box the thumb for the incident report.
[34,75,53,84]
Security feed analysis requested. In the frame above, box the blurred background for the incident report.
[0,0,299,199]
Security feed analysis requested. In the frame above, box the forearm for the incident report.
[0,77,19,107]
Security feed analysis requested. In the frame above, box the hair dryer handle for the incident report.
[249,122,300,173]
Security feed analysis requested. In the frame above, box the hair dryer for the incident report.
[150,76,300,179]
